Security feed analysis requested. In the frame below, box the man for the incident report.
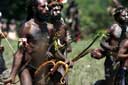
[4,0,70,85]
[65,0,81,42]
[4,0,50,84]
[46,1,72,84]
[91,7,128,85]
[7,19,18,40]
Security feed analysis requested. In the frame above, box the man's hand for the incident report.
[3,77,13,85]
[46,51,54,58]
[65,59,74,68]
[91,48,103,59]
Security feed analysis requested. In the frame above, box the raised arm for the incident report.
[112,0,123,7]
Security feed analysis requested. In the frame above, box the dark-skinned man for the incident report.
[4,0,71,85]
[91,7,128,85]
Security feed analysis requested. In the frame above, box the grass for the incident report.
[1,39,17,68]
[1,38,105,85]
[68,39,105,85]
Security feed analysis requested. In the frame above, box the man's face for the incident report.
[120,9,128,23]
[49,1,62,17]
[51,4,62,16]
[36,0,49,15]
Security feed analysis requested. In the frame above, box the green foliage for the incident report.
[75,0,113,34]
[120,0,128,7]
[6,0,28,20]
[1,0,128,84]
[2,0,128,35]
[1,39,18,67]
[1,0,114,34]
[68,38,105,85]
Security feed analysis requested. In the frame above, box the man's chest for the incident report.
[27,23,50,41]
[113,25,128,39]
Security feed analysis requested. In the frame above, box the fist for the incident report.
[91,48,103,59]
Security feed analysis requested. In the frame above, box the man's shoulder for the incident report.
[110,23,120,29]
[18,19,35,37]
[24,19,34,26]
[20,19,36,29]
[109,23,121,31]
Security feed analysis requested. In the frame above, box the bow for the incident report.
[35,32,103,84]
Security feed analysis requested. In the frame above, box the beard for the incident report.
[34,10,50,22]
[118,18,128,25]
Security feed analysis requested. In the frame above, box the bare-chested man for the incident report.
[46,1,72,84]
[4,0,50,85]
[65,0,81,42]
[4,0,71,85]
[91,7,128,85]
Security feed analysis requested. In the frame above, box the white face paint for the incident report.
[44,2,49,11]
[120,10,128,22]
[52,5,62,16]
[0,12,2,17]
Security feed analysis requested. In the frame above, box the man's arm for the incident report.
[10,48,24,80]
[100,36,114,51]
[118,40,128,59]
[100,24,117,51]
[4,22,30,84]
[18,21,31,38]
[91,48,105,59]
[112,0,123,7]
